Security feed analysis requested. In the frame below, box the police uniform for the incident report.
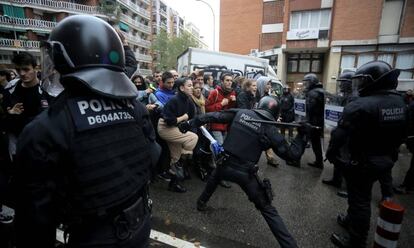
[14,15,158,248]
[181,96,309,248]
[328,61,407,248]
[304,79,325,168]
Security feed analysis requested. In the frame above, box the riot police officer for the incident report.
[14,15,158,248]
[327,61,407,248]
[303,73,325,168]
[279,86,295,141]
[323,71,355,188]
[179,96,311,248]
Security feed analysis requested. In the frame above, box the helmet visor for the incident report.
[40,42,64,97]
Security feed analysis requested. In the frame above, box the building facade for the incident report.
[0,0,205,76]
[220,0,414,92]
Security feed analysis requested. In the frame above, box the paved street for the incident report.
[149,138,414,248]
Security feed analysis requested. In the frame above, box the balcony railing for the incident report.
[118,0,150,20]
[138,68,152,76]
[0,0,101,15]
[141,0,150,5]
[135,52,152,62]
[120,14,150,34]
[125,33,151,48]
[0,16,57,32]
[0,38,40,50]
[159,8,167,17]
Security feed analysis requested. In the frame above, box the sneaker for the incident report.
[336,191,348,198]
[0,213,13,224]
[157,171,173,182]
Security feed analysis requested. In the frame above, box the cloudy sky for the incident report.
[162,0,220,50]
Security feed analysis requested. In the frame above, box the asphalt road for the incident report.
[149,141,414,248]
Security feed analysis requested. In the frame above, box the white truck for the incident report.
[177,47,283,93]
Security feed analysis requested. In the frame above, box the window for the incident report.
[340,48,414,79]
[288,53,323,73]
[357,54,375,68]
[290,9,331,30]
[340,55,356,69]
[379,0,404,36]
[396,54,414,79]
[377,54,394,65]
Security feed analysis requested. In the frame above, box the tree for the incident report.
[152,29,201,71]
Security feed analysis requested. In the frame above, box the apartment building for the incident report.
[220,0,414,92]
[151,0,206,46]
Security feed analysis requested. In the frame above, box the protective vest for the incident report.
[66,96,151,216]
[223,109,263,164]
[348,91,407,160]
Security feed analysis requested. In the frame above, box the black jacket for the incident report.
[326,90,407,167]
[124,45,138,78]
[162,91,195,126]
[190,109,308,165]
[14,85,156,248]
[305,84,325,127]
[236,90,256,110]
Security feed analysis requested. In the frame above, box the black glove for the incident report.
[297,122,313,135]
[259,134,271,150]
[178,121,191,133]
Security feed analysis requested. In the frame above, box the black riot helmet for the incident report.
[255,96,280,120]
[45,15,137,99]
[351,61,400,97]
[303,73,319,91]
[337,71,355,95]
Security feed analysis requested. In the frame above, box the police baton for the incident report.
[244,119,322,130]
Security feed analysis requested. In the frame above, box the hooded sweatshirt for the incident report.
[256,76,271,98]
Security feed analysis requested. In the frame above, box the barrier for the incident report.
[373,201,405,248]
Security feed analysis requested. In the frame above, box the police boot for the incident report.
[196,199,208,212]
[322,179,341,188]
[330,233,352,248]
[308,161,323,169]
[192,154,207,181]
[337,213,350,230]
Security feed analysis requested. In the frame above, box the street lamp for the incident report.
[195,0,215,51]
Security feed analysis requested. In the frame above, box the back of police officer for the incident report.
[328,61,407,248]
[180,96,309,248]
[14,15,157,248]
[303,73,325,168]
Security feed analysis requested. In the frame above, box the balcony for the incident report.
[0,38,40,51]
[138,68,152,76]
[0,16,57,32]
[141,0,150,5]
[125,33,151,48]
[118,0,150,20]
[120,14,150,34]
[135,52,152,63]
[0,0,103,16]
[160,22,167,30]
[159,8,167,18]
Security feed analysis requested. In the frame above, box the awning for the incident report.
[119,22,129,32]
[3,5,25,18]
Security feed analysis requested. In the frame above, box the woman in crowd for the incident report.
[158,77,198,193]
[191,79,212,181]
[236,79,257,109]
